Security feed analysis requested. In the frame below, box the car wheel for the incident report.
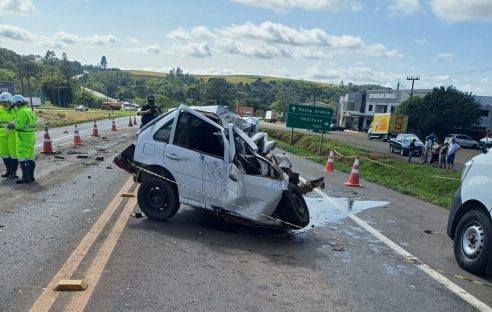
[137,176,180,221]
[472,144,478,149]
[278,183,310,229]
[400,149,405,156]
[453,209,492,274]
[390,145,394,153]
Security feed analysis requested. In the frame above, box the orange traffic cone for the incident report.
[73,125,82,145]
[323,149,335,172]
[128,117,133,127]
[345,157,361,187]
[92,121,99,137]
[133,115,138,126]
[111,118,117,131]
[41,127,54,154]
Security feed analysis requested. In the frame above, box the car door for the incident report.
[163,108,205,207]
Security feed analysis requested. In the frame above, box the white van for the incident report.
[447,147,492,274]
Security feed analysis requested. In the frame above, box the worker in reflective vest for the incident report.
[0,92,18,179]
[7,95,37,184]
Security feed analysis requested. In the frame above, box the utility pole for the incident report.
[406,76,420,97]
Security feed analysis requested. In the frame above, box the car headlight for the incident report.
[461,159,473,182]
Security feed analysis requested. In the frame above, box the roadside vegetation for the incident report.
[263,128,461,208]
[35,108,135,129]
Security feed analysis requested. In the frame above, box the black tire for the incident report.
[137,176,180,221]
[400,148,405,156]
[278,184,310,229]
[453,209,492,274]
[390,145,394,153]
[472,144,478,149]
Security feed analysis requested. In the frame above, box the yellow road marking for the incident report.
[29,177,135,312]
[65,196,137,311]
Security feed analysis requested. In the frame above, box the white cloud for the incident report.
[413,38,427,45]
[362,44,403,59]
[215,39,289,59]
[430,0,492,22]
[40,39,66,49]
[387,0,422,17]
[0,24,34,41]
[306,66,398,85]
[88,34,117,45]
[53,31,117,46]
[127,37,139,44]
[144,45,162,54]
[166,27,192,41]
[167,22,401,60]
[174,42,212,58]
[231,0,362,13]
[433,52,454,62]
[190,26,215,39]
[192,67,238,75]
[219,22,364,47]
[0,0,36,15]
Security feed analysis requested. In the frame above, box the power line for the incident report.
[419,67,492,78]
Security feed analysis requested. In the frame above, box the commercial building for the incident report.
[338,89,430,131]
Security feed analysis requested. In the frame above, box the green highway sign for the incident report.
[286,104,333,131]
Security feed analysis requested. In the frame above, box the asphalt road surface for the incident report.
[260,121,482,171]
[1,122,491,312]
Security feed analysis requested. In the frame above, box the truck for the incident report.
[236,106,254,117]
[368,113,408,141]
[265,110,278,123]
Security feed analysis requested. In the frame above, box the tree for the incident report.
[100,56,107,70]
[205,78,234,106]
[396,86,482,140]
[44,50,56,78]
[60,52,73,82]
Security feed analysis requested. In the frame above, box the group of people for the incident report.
[409,132,461,170]
[0,92,37,184]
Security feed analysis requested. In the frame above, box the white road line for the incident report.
[299,176,492,312]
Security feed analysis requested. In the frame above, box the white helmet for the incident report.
[0,92,12,102]
[11,95,27,106]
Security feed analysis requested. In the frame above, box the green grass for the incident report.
[36,109,135,130]
[263,128,461,208]
[124,70,336,86]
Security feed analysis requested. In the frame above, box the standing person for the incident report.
[138,95,162,127]
[440,142,448,169]
[0,92,18,179]
[426,132,436,147]
[446,138,461,171]
[430,139,442,167]
[7,95,37,184]
[408,138,416,162]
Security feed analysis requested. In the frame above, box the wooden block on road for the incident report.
[53,279,88,291]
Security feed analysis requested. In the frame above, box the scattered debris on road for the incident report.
[76,155,89,159]
[95,156,104,161]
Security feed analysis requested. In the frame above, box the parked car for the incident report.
[113,104,327,229]
[444,134,479,149]
[75,105,88,112]
[447,147,492,275]
[479,131,492,148]
[330,124,345,131]
[388,133,424,156]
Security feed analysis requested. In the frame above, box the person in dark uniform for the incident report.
[138,95,162,127]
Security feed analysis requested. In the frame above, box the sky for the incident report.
[1,0,492,95]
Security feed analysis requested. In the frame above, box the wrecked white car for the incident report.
[114,104,324,229]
